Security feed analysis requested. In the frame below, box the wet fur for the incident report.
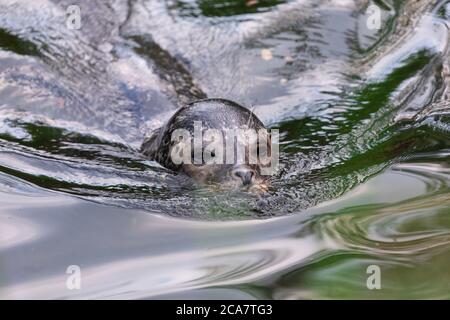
[141,99,270,190]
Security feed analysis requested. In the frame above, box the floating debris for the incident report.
[260,48,273,61]
[246,0,259,7]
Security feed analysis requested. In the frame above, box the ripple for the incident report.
[0,0,449,300]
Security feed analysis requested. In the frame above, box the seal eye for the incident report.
[210,151,216,158]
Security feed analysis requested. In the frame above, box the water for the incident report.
[0,0,449,299]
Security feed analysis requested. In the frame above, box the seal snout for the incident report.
[232,166,255,186]
[235,170,253,185]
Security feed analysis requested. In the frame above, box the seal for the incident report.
[141,99,272,191]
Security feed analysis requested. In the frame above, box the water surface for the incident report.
[0,0,449,299]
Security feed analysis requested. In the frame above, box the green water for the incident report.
[0,0,449,299]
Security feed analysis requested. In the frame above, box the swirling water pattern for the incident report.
[0,0,449,299]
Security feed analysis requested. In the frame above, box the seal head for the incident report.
[141,99,272,191]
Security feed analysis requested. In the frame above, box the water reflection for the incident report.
[1,158,449,299]
[0,0,449,299]
[169,0,288,18]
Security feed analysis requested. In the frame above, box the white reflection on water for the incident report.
[0,216,41,249]
[0,0,449,300]
[1,160,449,299]
[2,237,321,299]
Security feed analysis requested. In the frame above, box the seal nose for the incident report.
[235,170,254,186]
